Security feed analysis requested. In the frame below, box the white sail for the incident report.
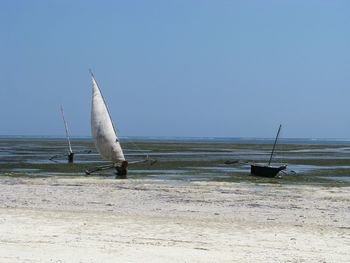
[91,74,125,163]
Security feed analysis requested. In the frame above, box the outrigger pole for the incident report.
[85,157,157,175]
[85,163,115,175]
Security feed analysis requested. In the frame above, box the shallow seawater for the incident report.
[287,164,350,173]
[321,176,350,183]
[1,137,350,186]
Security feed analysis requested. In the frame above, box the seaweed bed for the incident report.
[1,138,350,187]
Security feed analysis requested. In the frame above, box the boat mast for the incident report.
[60,105,73,154]
[268,124,282,166]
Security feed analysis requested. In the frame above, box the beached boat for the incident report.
[250,163,287,177]
[87,71,129,177]
[250,124,287,178]
[60,105,75,163]
[49,105,78,163]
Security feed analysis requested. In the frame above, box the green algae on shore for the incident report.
[1,138,350,186]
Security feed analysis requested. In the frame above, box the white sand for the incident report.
[0,176,349,263]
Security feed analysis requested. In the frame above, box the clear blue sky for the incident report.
[1,0,349,138]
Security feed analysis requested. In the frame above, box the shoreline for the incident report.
[0,176,349,262]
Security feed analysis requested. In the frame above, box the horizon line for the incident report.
[1,134,350,141]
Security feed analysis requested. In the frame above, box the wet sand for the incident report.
[0,176,349,262]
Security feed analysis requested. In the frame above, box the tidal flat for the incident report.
[1,137,350,186]
[0,137,350,262]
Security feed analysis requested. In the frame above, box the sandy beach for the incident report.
[0,176,349,263]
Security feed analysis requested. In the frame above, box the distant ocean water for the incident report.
[1,135,350,145]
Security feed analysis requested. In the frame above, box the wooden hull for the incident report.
[68,152,74,163]
[250,164,287,178]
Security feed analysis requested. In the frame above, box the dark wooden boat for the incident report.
[250,124,287,178]
[250,164,286,177]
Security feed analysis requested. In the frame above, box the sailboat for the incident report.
[60,105,75,163]
[250,124,287,177]
[49,106,92,163]
[49,105,76,163]
[86,71,129,177]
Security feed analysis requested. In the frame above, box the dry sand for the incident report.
[0,176,349,263]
